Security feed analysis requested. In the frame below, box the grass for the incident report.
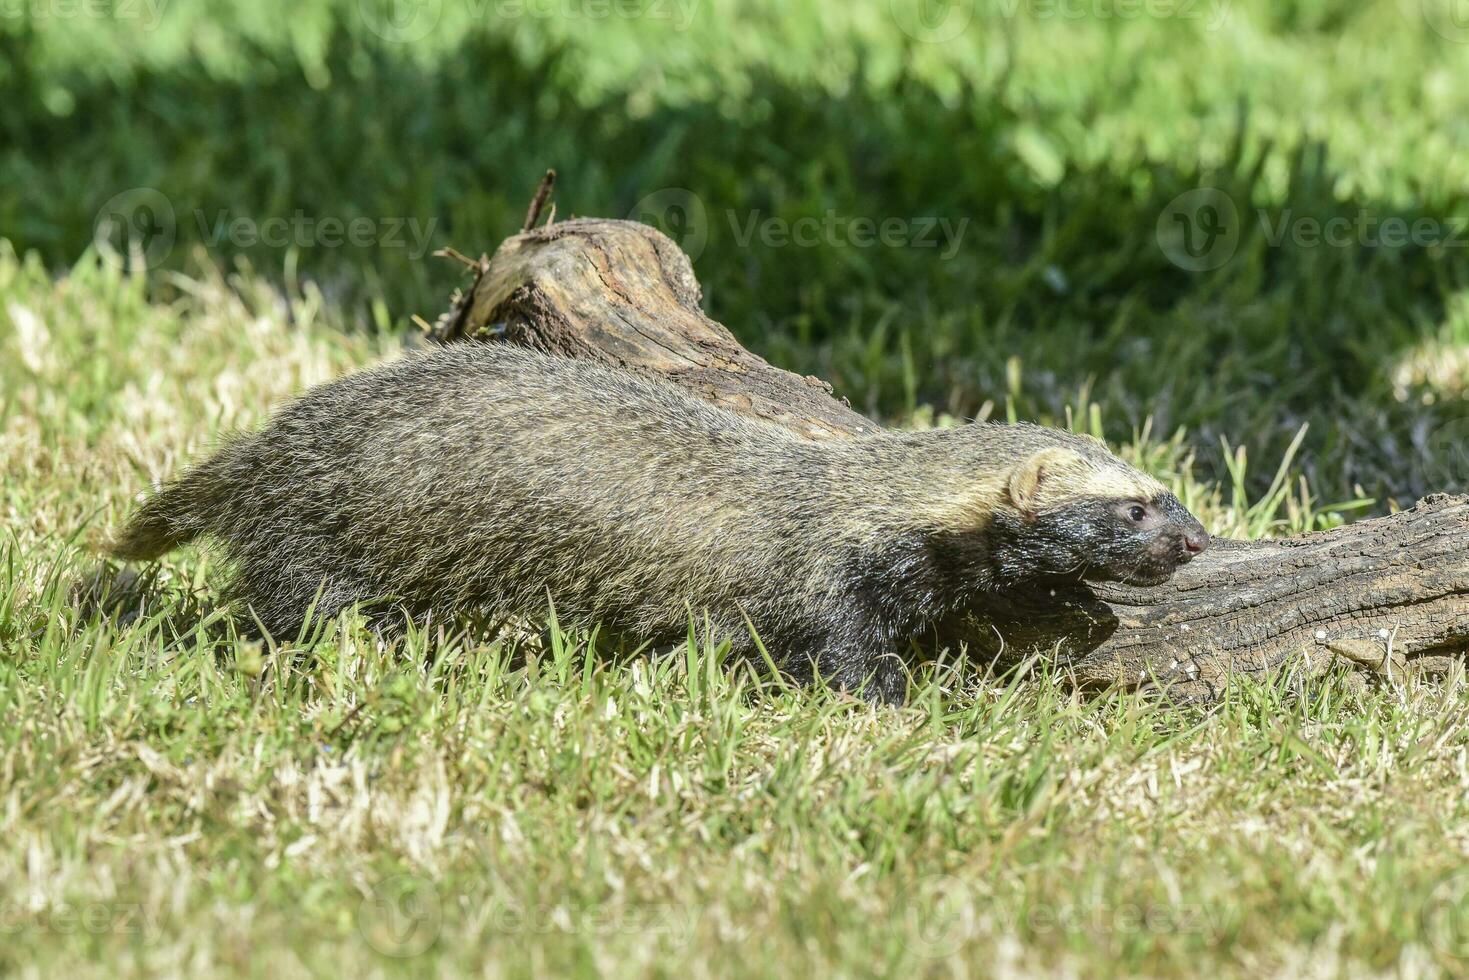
[4,238,1469,978]
[4,0,1469,975]
[5,0,1469,499]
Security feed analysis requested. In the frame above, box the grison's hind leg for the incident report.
[229,556,377,641]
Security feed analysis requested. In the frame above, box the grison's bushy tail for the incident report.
[107,460,226,561]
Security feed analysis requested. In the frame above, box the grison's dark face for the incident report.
[1003,491,1210,586]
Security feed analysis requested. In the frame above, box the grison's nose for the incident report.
[1183,528,1209,555]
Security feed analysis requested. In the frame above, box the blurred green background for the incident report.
[5,0,1469,503]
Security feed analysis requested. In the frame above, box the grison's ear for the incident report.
[1007,447,1087,517]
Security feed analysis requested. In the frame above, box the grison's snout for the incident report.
[1174,521,1210,564]
[1144,516,1208,577]
[1151,494,1210,569]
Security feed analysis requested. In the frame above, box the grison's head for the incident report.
[992,445,1209,586]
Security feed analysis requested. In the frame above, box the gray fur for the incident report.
[111,344,1207,703]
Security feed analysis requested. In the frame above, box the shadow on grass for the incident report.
[3,19,1468,501]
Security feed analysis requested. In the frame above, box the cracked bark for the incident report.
[429,217,1469,699]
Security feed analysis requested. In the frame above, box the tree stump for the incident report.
[430,215,1469,700]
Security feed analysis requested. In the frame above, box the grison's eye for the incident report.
[1127,504,1147,523]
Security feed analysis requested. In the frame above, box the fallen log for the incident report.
[429,213,1469,700]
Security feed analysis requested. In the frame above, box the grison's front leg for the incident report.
[798,613,910,705]
[724,615,909,706]
[813,647,907,704]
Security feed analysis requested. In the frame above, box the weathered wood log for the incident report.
[431,218,877,440]
[955,497,1469,695]
[430,216,1469,699]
